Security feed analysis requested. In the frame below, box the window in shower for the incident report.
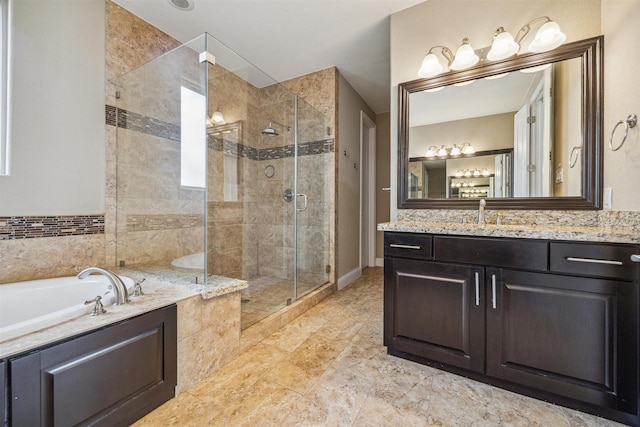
[180,86,206,188]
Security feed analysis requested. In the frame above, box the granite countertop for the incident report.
[0,268,248,359]
[378,221,640,245]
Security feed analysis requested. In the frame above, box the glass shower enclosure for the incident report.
[115,34,332,329]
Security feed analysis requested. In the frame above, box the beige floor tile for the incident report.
[138,267,625,427]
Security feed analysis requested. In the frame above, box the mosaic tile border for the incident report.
[107,105,334,161]
[0,215,105,240]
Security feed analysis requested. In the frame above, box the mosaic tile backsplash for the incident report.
[0,215,105,240]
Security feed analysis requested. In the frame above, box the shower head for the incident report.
[262,123,279,137]
[261,120,291,137]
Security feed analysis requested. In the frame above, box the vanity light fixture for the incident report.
[417,16,566,78]
[450,38,480,70]
[418,46,454,78]
[488,16,566,59]
[426,143,474,159]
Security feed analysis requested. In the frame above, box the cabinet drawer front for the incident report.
[434,236,547,271]
[550,242,639,280]
[384,232,432,260]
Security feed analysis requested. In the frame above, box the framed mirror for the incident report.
[398,36,603,210]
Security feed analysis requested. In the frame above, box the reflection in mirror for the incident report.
[410,149,513,199]
[398,36,603,210]
[408,57,581,199]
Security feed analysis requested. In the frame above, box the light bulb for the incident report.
[211,109,225,124]
[450,145,461,156]
[418,53,444,78]
[425,146,437,157]
[437,145,448,157]
[487,29,520,60]
[528,21,566,53]
[450,39,479,70]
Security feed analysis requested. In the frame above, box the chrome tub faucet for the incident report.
[78,267,129,305]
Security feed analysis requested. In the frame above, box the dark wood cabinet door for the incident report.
[10,305,177,427]
[0,360,5,426]
[486,269,637,412]
[385,258,485,372]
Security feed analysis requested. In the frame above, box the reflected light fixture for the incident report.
[461,142,475,155]
[452,79,475,87]
[425,143,474,159]
[425,146,438,157]
[520,63,552,74]
[417,16,566,78]
[207,107,225,127]
[485,72,509,80]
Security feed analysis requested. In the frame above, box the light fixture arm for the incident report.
[427,46,454,66]
[514,16,551,44]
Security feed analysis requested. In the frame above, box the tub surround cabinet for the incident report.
[8,305,177,426]
[384,232,640,426]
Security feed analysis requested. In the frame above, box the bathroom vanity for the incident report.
[382,226,640,426]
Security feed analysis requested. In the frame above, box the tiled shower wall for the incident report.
[109,7,336,283]
[0,1,337,285]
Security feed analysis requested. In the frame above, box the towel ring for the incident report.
[609,114,637,151]
[569,146,581,168]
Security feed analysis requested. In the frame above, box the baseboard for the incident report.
[375,258,384,267]
[337,267,362,290]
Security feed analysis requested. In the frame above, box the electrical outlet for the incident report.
[603,187,612,210]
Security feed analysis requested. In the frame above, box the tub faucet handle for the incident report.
[133,278,145,297]
[84,295,107,316]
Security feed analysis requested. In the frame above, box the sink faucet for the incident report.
[78,267,129,305]
[478,199,486,224]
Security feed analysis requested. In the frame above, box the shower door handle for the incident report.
[296,193,307,211]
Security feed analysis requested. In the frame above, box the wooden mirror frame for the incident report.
[398,36,603,210]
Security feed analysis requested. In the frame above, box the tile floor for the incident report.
[133,267,624,426]
[241,276,320,330]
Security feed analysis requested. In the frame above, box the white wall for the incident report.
[337,73,375,278]
[0,0,105,215]
[601,0,640,210]
[390,0,608,217]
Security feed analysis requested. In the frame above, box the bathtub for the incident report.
[0,274,134,343]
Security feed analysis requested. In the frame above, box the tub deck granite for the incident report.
[378,221,640,244]
[0,268,247,359]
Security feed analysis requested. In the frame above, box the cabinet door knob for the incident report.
[474,271,480,307]
[632,254,640,262]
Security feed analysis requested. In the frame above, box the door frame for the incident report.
[360,111,376,270]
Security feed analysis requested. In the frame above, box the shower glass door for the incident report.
[292,96,332,300]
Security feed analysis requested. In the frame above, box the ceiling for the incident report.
[112,0,426,114]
